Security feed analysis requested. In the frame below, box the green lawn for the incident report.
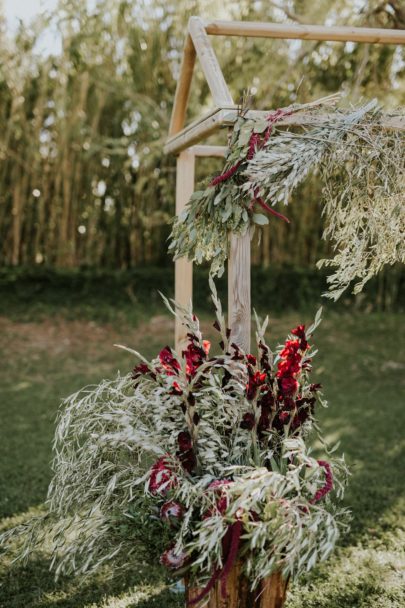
[0,298,404,607]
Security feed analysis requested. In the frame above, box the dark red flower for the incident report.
[278,375,299,396]
[148,457,177,495]
[246,354,257,365]
[182,342,206,378]
[310,383,322,392]
[240,412,255,430]
[204,479,232,518]
[310,460,333,504]
[160,546,188,570]
[177,431,192,452]
[159,346,181,376]
[169,381,183,396]
[246,370,267,401]
[132,362,156,383]
[160,500,184,524]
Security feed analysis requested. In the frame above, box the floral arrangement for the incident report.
[2,282,350,603]
[169,97,404,299]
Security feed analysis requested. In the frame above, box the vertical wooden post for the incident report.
[175,149,195,352]
[228,230,251,352]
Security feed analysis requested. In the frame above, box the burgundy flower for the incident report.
[182,341,207,378]
[278,375,299,396]
[291,324,309,350]
[240,412,255,430]
[148,457,177,496]
[246,370,267,401]
[177,431,196,473]
[177,431,193,452]
[310,383,322,392]
[160,500,184,524]
[160,546,188,570]
[310,460,333,504]
[246,354,257,365]
[204,479,232,518]
[132,362,156,383]
[169,381,183,396]
[159,346,180,376]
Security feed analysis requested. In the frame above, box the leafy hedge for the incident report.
[0,265,403,320]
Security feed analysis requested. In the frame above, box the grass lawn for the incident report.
[0,295,404,607]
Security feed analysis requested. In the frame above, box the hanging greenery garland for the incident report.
[169,97,404,298]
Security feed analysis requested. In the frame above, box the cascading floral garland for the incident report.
[169,97,404,298]
[1,281,350,603]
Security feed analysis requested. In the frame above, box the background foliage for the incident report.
[0,0,404,274]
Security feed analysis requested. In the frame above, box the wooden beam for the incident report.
[165,106,405,155]
[228,231,251,352]
[164,106,232,155]
[188,16,234,106]
[205,20,405,45]
[191,144,228,157]
[169,35,196,136]
[175,150,195,352]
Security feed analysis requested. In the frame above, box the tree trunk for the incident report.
[185,562,288,608]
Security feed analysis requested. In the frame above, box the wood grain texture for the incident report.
[204,20,405,44]
[185,563,288,607]
[175,150,195,352]
[188,16,233,107]
[228,230,251,353]
[169,34,196,136]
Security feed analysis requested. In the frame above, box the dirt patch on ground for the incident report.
[0,315,177,359]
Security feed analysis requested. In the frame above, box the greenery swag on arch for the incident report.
[169,96,405,300]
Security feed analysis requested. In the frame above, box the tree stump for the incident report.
[185,562,288,608]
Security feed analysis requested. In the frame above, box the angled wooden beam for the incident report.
[169,34,196,136]
[188,16,234,107]
[204,20,405,45]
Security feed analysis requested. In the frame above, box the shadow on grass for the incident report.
[0,556,184,608]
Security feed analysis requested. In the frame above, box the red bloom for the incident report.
[169,381,183,396]
[177,431,196,473]
[203,340,211,356]
[160,500,184,524]
[240,412,255,430]
[246,369,267,401]
[160,546,188,570]
[291,324,309,350]
[177,431,193,452]
[279,375,299,396]
[132,362,156,383]
[182,342,207,378]
[159,346,180,376]
[204,479,232,518]
[148,457,177,496]
[310,460,333,504]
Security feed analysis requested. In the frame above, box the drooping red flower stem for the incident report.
[310,460,333,504]
[209,107,293,223]
[187,520,243,606]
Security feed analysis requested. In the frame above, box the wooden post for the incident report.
[228,230,251,352]
[175,149,195,352]
[186,563,288,608]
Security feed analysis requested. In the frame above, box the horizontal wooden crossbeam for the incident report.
[164,106,405,155]
[204,20,405,44]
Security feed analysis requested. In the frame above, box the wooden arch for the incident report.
[165,17,405,352]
